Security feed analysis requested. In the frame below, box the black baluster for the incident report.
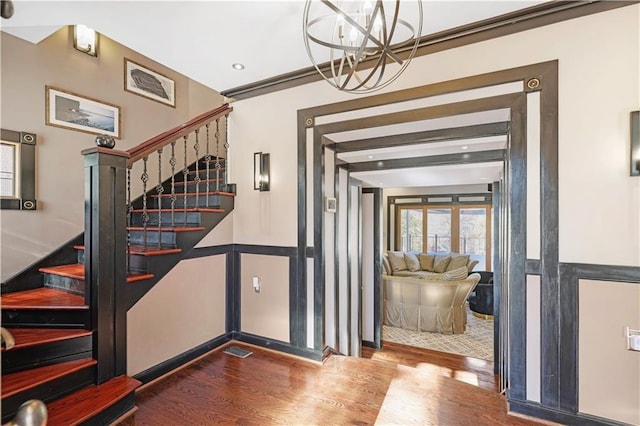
[156,148,163,249]
[193,129,201,210]
[224,114,230,190]
[169,141,177,227]
[215,119,221,192]
[205,124,211,207]
[141,156,149,248]
[183,135,189,227]
[126,164,132,274]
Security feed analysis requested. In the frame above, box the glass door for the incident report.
[398,207,423,253]
[427,208,452,254]
[459,207,490,270]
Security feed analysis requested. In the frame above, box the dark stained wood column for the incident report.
[83,147,129,384]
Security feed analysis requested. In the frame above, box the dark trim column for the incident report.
[363,188,383,349]
[83,147,129,383]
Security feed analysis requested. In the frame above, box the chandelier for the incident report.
[303,0,423,94]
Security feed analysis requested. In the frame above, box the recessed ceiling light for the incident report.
[480,177,488,180]
[379,182,384,186]
[232,63,245,71]
[461,146,469,150]
[368,155,374,159]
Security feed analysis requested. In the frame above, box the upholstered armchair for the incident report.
[383,273,480,334]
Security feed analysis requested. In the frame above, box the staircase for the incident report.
[1,105,233,424]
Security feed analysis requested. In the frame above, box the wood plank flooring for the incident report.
[118,342,543,425]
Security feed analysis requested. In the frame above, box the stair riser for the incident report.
[44,274,85,295]
[154,194,224,209]
[175,179,224,193]
[1,365,94,423]
[127,252,182,273]
[128,231,178,247]
[2,309,90,329]
[78,391,136,426]
[2,335,92,374]
[131,211,204,227]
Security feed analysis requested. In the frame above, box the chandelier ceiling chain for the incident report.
[303,0,423,94]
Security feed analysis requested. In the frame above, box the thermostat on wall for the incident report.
[325,197,336,213]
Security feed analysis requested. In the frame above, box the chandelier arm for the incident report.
[318,0,404,64]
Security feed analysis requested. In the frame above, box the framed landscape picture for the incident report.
[45,86,121,138]
[124,58,176,107]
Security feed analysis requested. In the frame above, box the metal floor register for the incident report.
[223,346,253,358]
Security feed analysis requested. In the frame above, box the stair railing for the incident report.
[82,104,232,384]
[125,104,232,260]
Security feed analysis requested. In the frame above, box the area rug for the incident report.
[383,308,494,361]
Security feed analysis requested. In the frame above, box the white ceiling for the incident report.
[1,0,543,93]
[1,0,534,189]
[351,161,503,188]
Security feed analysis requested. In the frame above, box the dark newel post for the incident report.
[83,147,129,384]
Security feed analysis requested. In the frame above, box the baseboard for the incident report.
[508,400,626,426]
[134,334,231,384]
[362,340,376,349]
[232,332,323,362]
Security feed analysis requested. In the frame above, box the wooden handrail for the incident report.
[126,103,233,165]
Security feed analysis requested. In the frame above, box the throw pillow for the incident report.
[404,253,420,272]
[441,266,469,281]
[446,254,470,271]
[433,255,451,273]
[382,256,392,275]
[418,253,435,271]
[387,251,408,272]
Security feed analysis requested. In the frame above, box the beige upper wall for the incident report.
[231,6,639,267]
[0,28,223,280]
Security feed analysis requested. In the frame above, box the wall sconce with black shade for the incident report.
[631,111,640,177]
[73,25,98,57]
[254,152,270,191]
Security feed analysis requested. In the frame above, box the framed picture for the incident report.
[124,58,176,107]
[45,86,121,138]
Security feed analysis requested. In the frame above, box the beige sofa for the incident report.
[383,251,478,278]
[383,273,480,334]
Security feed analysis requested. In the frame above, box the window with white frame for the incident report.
[1,141,19,198]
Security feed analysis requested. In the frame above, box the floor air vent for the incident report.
[223,346,253,358]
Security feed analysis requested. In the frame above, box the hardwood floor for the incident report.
[119,342,542,425]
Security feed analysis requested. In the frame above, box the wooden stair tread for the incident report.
[130,207,224,213]
[46,375,141,426]
[1,328,91,351]
[74,245,182,256]
[127,226,205,232]
[1,288,87,310]
[1,358,96,398]
[151,191,235,197]
[39,264,153,283]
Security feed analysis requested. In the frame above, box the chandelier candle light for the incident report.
[303,0,422,93]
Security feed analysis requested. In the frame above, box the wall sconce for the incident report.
[73,25,98,57]
[631,111,639,176]
[254,152,270,191]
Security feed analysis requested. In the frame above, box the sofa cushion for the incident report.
[441,266,469,281]
[404,253,421,272]
[387,251,408,272]
[467,259,479,273]
[446,254,470,271]
[382,255,391,275]
[433,255,451,273]
[393,270,434,278]
[418,253,435,271]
